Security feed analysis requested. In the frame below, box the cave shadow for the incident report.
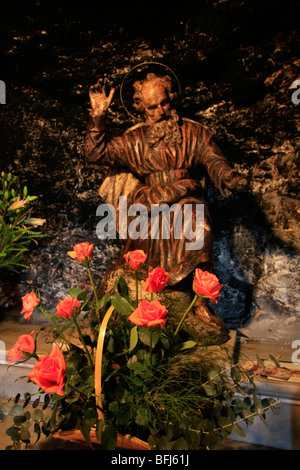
[208,188,299,329]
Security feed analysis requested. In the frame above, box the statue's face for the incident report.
[140,80,171,123]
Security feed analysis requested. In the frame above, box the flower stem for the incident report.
[149,326,153,365]
[174,294,199,338]
[72,315,94,368]
[135,270,139,307]
[38,307,71,347]
[86,261,99,304]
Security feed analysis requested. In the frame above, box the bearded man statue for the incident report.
[84,71,247,338]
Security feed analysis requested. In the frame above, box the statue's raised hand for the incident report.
[89,78,115,115]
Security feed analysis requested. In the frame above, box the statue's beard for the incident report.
[147,110,182,147]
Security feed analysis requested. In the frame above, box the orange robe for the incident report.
[85,113,233,285]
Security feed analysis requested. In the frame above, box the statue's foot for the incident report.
[194,297,226,330]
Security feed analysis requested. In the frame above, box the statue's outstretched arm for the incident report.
[85,78,115,163]
[89,78,115,116]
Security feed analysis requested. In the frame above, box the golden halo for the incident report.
[120,61,181,120]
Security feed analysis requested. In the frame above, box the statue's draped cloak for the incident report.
[85,114,232,285]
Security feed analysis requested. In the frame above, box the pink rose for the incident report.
[54,297,81,320]
[20,291,40,321]
[144,267,169,294]
[67,242,94,263]
[124,250,147,271]
[27,345,66,396]
[7,331,35,363]
[129,299,168,329]
[193,269,223,304]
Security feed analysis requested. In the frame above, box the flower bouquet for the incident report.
[0,243,280,450]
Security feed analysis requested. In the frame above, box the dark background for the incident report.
[0,0,299,335]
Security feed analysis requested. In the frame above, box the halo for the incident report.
[120,61,181,120]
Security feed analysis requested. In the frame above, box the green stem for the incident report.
[72,315,94,368]
[135,270,139,307]
[38,307,72,347]
[174,294,199,338]
[86,261,99,304]
[86,261,101,322]
[149,326,153,365]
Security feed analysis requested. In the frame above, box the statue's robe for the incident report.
[85,113,233,285]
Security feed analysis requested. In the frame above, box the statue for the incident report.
[84,67,247,342]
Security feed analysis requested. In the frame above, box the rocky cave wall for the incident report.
[0,0,299,339]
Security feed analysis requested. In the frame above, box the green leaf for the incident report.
[6,426,21,442]
[127,361,149,374]
[111,295,134,316]
[218,416,232,436]
[256,354,265,370]
[231,398,245,415]
[69,287,84,299]
[179,340,197,351]
[231,365,241,383]
[258,411,268,426]
[33,422,41,443]
[118,404,132,426]
[23,393,31,407]
[117,276,129,299]
[233,423,246,437]
[96,295,110,311]
[267,398,281,415]
[241,408,255,425]
[82,407,98,422]
[32,397,40,408]
[77,291,88,301]
[202,384,216,396]
[172,437,189,450]
[129,326,138,352]
[269,354,281,367]
[253,394,262,411]
[101,425,117,450]
[109,401,119,417]
[95,419,105,442]
[135,406,149,426]
[0,402,10,420]
[158,436,174,450]
[207,369,222,384]
[32,409,44,422]
[78,421,93,449]
[42,394,51,410]
[14,393,21,404]
[138,328,159,348]
[13,415,27,426]
[11,404,23,416]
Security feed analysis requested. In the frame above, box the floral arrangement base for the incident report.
[52,429,151,450]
